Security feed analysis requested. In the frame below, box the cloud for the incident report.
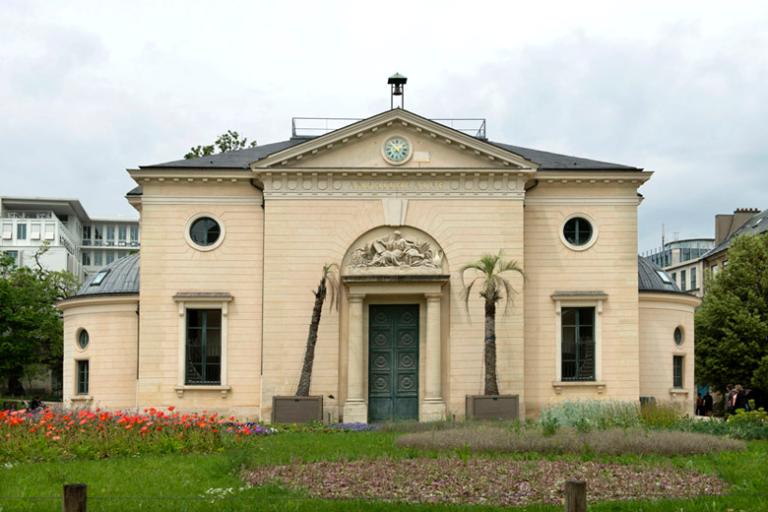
[0,1,766,243]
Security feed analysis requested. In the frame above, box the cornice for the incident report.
[534,170,653,183]
[58,294,139,311]
[252,110,539,170]
[638,291,701,308]
[128,168,253,181]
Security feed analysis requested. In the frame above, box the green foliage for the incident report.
[696,233,768,392]
[639,402,684,429]
[540,400,641,431]
[185,130,258,159]
[460,251,523,312]
[539,414,560,436]
[0,250,77,393]
[670,416,768,440]
[727,407,768,427]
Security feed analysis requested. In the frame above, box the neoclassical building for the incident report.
[59,108,699,422]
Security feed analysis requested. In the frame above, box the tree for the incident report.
[461,252,524,395]
[296,263,340,397]
[185,130,257,159]
[0,250,77,395]
[696,234,768,393]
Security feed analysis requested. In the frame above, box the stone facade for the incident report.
[59,108,699,420]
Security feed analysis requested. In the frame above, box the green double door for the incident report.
[368,305,419,422]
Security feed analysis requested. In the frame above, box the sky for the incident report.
[1,1,767,252]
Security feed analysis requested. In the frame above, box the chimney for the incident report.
[714,208,760,245]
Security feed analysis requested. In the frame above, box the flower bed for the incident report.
[0,407,272,462]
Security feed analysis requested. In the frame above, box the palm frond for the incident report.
[460,251,525,313]
[322,263,341,311]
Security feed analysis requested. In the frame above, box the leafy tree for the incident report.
[296,264,340,397]
[696,234,768,392]
[461,252,524,395]
[184,130,257,159]
[0,249,77,395]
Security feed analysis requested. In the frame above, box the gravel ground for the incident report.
[246,457,726,507]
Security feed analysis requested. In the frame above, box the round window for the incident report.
[189,217,221,247]
[78,329,89,349]
[563,217,594,247]
[674,326,684,345]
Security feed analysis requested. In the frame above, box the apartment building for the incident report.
[0,197,139,281]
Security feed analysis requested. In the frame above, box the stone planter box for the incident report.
[465,394,519,420]
[272,396,323,424]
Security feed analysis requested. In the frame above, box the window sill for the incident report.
[552,381,606,394]
[174,385,231,399]
[669,387,689,396]
[71,395,92,402]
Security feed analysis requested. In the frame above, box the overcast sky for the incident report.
[2,1,767,252]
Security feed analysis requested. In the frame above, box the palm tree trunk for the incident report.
[296,277,327,396]
[484,298,500,395]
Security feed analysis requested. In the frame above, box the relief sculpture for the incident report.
[351,231,442,268]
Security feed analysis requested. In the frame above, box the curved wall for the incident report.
[638,292,699,414]
[60,295,139,409]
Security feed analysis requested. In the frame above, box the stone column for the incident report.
[343,293,367,423]
[422,293,446,421]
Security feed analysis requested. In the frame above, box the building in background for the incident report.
[645,239,713,297]
[0,197,139,282]
[703,207,767,274]
[643,207,764,297]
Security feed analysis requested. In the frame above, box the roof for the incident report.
[489,142,639,171]
[704,208,768,259]
[141,139,309,169]
[136,111,640,173]
[637,256,683,294]
[0,196,91,223]
[75,253,140,297]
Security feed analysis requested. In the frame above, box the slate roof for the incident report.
[141,139,310,169]
[75,253,140,297]
[489,142,639,171]
[637,256,682,294]
[703,209,768,259]
[141,137,637,171]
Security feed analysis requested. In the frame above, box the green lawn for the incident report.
[1,432,767,511]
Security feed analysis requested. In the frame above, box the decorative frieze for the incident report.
[255,171,529,199]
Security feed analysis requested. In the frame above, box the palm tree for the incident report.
[461,252,524,396]
[296,263,340,397]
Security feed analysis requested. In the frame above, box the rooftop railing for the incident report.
[291,117,487,139]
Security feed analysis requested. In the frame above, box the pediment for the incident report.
[251,109,538,171]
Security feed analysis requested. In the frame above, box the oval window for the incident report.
[78,329,89,349]
[674,326,684,345]
[189,217,221,247]
[563,217,594,246]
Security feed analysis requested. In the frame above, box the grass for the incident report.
[1,432,768,511]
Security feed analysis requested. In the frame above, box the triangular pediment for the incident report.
[251,109,539,170]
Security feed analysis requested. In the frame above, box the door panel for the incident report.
[368,304,419,422]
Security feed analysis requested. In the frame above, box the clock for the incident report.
[382,135,412,165]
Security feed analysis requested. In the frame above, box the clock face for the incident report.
[382,136,412,164]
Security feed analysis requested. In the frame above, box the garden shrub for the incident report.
[727,407,768,427]
[395,426,745,456]
[539,400,640,431]
[639,401,683,429]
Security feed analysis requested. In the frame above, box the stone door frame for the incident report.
[342,279,448,423]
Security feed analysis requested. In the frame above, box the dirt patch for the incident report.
[245,458,726,507]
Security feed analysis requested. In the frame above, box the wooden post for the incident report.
[564,480,586,512]
[63,484,87,512]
